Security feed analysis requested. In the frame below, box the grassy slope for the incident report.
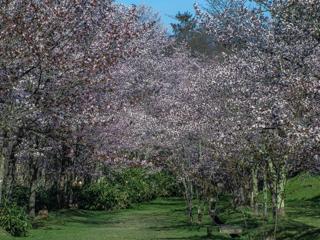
[2,174,320,240]
[218,173,320,239]
[286,173,320,227]
[281,173,320,239]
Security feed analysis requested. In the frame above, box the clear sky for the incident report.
[116,0,206,31]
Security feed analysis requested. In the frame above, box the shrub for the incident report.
[0,201,30,237]
[78,168,182,211]
[152,171,183,197]
[11,186,29,208]
[119,168,156,203]
[78,180,130,210]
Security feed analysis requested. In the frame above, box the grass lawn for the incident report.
[1,173,320,240]
[1,198,224,240]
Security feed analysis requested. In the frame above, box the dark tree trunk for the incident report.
[3,131,22,200]
[0,130,9,205]
[56,144,73,209]
[5,148,17,199]
[208,197,224,225]
[29,163,38,218]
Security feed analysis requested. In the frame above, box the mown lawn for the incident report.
[1,198,222,240]
[1,174,320,240]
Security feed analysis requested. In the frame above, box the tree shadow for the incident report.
[159,234,231,240]
[149,222,201,232]
[293,228,320,240]
[251,219,318,240]
[147,201,184,207]
[287,195,320,219]
[33,209,121,229]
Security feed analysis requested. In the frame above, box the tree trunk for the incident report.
[0,129,8,206]
[3,129,23,200]
[0,130,9,205]
[208,197,216,224]
[5,149,17,199]
[277,165,286,216]
[182,177,193,223]
[29,182,37,218]
[57,173,66,209]
[196,192,205,224]
[197,203,203,224]
[268,160,287,218]
[0,151,6,205]
[250,167,258,214]
[187,185,193,223]
[268,160,277,219]
[56,144,73,209]
[239,186,245,205]
[263,166,268,217]
[208,197,223,225]
[29,165,38,218]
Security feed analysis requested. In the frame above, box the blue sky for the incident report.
[116,0,206,30]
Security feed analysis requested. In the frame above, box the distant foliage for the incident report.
[0,202,30,237]
[78,169,180,210]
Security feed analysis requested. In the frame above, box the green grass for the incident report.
[2,173,320,240]
[1,198,229,240]
[219,173,320,239]
[0,228,11,239]
[286,173,320,201]
[285,173,320,230]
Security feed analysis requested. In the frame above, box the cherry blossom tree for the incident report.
[0,0,318,228]
[0,0,155,211]
[195,0,320,217]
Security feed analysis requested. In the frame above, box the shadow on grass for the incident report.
[226,215,264,230]
[293,228,320,240]
[64,218,121,226]
[149,221,205,232]
[55,209,102,218]
[32,209,122,230]
[146,201,185,207]
[159,234,231,240]
[276,220,319,240]
[250,219,319,240]
[287,195,320,220]
[216,199,320,240]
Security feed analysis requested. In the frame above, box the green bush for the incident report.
[0,201,30,237]
[11,186,29,208]
[78,168,181,211]
[119,168,156,203]
[151,171,183,197]
[78,180,130,210]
